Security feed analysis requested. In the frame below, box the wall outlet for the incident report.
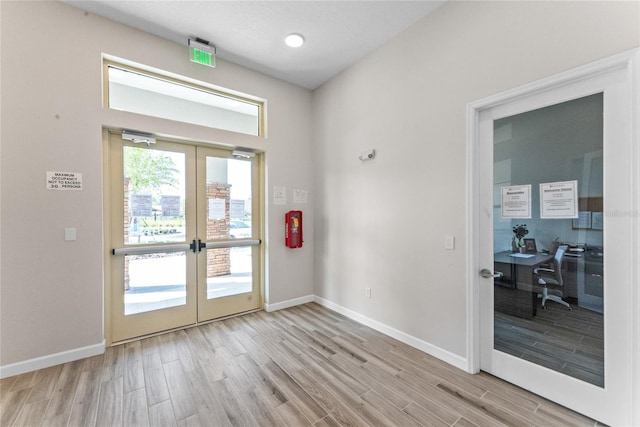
[365,287,372,298]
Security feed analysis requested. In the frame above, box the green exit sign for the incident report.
[190,47,215,67]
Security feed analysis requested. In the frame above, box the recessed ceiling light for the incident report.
[285,33,304,48]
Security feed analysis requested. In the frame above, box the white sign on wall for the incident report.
[46,171,82,190]
[293,189,308,204]
[273,186,286,205]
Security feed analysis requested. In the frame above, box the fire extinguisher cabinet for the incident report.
[285,210,303,248]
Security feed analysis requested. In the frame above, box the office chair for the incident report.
[533,245,572,310]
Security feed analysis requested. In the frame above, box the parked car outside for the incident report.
[230,220,251,238]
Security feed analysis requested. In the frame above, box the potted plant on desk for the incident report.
[512,224,528,253]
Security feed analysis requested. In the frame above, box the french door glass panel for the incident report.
[124,252,186,315]
[197,148,261,321]
[110,134,197,342]
[122,145,188,316]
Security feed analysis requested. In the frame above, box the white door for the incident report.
[470,51,638,425]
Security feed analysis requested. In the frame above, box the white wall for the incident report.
[312,1,639,359]
[0,1,314,369]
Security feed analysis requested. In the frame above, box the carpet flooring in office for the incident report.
[1,303,602,426]
[494,301,604,388]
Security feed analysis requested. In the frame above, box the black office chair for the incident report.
[533,245,572,310]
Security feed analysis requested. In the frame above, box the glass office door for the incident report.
[492,94,604,386]
[474,55,635,425]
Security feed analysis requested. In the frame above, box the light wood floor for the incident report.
[495,303,604,387]
[1,303,602,427]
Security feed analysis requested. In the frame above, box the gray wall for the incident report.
[1,0,638,376]
[0,1,314,367]
[312,1,639,358]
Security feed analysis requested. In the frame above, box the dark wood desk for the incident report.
[493,251,554,319]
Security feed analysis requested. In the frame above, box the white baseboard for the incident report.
[264,294,314,312]
[0,341,106,379]
[2,296,467,378]
[313,296,469,372]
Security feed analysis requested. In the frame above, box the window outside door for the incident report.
[107,131,261,343]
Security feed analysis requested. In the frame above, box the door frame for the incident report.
[465,49,640,425]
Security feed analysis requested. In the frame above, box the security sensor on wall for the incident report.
[359,149,376,161]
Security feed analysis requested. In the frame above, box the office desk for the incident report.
[494,251,554,319]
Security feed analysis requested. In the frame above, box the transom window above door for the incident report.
[104,61,265,136]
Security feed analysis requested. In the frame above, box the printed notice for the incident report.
[46,171,82,190]
[293,189,308,204]
[591,212,603,230]
[208,198,226,220]
[273,186,286,205]
[540,180,578,219]
[230,199,246,219]
[131,194,152,217]
[572,211,592,229]
[501,185,531,219]
[161,195,181,217]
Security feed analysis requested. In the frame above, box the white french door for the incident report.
[469,51,638,425]
[107,131,262,343]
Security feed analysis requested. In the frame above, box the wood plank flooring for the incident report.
[1,303,602,426]
[494,303,604,387]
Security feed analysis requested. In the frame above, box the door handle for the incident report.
[190,239,207,253]
[480,268,503,279]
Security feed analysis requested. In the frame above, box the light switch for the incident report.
[445,235,455,250]
[65,227,77,241]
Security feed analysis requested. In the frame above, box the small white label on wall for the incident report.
[293,189,308,204]
[273,186,287,205]
[46,171,82,190]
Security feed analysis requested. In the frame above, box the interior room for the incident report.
[492,94,605,387]
[1,1,639,426]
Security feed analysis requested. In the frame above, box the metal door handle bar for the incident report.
[205,239,261,249]
[112,243,191,256]
[113,239,261,255]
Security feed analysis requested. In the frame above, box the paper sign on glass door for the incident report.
[208,198,226,220]
[540,180,578,219]
[501,185,532,218]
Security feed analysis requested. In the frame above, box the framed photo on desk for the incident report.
[523,238,537,253]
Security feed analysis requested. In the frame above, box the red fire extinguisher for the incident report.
[285,210,303,248]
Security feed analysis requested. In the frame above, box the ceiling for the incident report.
[64,1,446,89]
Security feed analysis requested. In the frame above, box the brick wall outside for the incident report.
[207,183,231,277]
